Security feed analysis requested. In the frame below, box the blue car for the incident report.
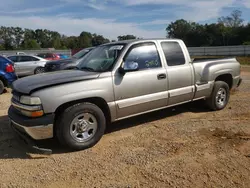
[0,55,17,94]
[58,54,69,59]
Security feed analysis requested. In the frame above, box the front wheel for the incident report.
[206,81,230,111]
[56,103,106,150]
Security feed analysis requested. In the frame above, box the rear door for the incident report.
[159,41,195,105]
[17,56,37,76]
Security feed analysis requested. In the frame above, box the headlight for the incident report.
[20,96,41,105]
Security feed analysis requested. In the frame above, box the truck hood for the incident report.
[12,70,100,94]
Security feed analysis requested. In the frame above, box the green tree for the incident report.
[92,34,109,46]
[218,10,244,45]
[12,27,24,49]
[117,35,136,41]
[22,39,40,49]
[79,31,92,48]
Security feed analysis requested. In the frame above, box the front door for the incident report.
[113,42,168,119]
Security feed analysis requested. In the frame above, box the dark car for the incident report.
[0,55,17,94]
[44,47,95,72]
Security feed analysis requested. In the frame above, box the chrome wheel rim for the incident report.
[36,68,44,74]
[216,88,227,107]
[70,113,98,142]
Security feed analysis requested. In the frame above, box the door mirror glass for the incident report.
[119,61,139,74]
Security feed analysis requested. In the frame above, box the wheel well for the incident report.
[34,66,44,73]
[215,74,233,89]
[0,76,7,86]
[54,97,111,133]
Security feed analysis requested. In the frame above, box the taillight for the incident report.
[6,64,14,73]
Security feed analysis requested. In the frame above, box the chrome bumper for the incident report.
[10,119,53,140]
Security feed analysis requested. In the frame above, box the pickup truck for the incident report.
[8,39,242,151]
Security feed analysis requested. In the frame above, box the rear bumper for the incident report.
[8,106,54,140]
[0,72,17,87]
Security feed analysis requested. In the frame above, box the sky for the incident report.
[0,0,249,40]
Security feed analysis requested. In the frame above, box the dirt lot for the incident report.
[0,67,250,188]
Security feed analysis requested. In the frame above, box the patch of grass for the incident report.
[192,56,250,65]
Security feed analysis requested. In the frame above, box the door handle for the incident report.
[157,73,166,80]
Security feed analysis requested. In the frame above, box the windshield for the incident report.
[77,44,125,72]
[72,48,93,59]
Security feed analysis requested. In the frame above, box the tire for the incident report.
[0,80,4,94]
[56,102,106,150]
[34,67,45,74]
[206,81,230,111]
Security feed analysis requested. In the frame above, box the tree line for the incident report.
[0,27,138,50]
[166,10,250,47]
[0,10,249,50]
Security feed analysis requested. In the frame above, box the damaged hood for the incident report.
[12,70,100,94]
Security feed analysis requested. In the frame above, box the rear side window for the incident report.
[19,56,33,62]
[31,57,39,61]
[161,42,185,66]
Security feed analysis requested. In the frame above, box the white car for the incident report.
[7,55,47,77]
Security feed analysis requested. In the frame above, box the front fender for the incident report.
[31,77,114,113]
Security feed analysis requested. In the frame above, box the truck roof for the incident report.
[106,38,182,45]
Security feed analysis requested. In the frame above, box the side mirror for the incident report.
[119,61,139,74]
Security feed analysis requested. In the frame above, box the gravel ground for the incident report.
[0,67,250,188]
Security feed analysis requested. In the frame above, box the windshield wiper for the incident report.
[80,67,96,72]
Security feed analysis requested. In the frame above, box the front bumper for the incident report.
[8,106,54,140]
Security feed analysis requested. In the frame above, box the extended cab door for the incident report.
[158,40,195,105]
[113,42,168,119]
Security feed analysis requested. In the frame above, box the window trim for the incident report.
[19,55,34,62]
[122,42,163,71]
[160,41,187,67]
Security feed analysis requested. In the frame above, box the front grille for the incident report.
[45,64,60,72]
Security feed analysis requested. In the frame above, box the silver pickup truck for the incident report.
[8,39,242,151]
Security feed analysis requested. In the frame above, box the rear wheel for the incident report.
[0,80,4,94]
[34,67,45,74]
[56,102,106,150]
[206,81,230,111]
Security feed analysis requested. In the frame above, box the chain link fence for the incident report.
[1,45,250,57]
[0,49,71,57]
[188,45,250,56]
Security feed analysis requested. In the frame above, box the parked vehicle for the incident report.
[7,55,47,77]
[58,54,69,59]
[37,53,60,61]
[45,47,94,72]
[0,55,17,94]
[8,39,242,152]
[16,52,26,55]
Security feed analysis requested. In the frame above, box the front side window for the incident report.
[124,43,161,70]
[77,44,125,72]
